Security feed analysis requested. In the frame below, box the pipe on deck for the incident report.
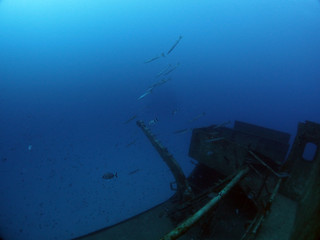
[161,166,250,240]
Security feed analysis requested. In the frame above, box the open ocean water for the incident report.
[0,0,319,239]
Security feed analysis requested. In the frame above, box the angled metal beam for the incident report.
[136,120,193,201]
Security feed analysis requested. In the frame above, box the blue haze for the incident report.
[0,0,320,239]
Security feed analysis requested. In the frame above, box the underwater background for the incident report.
[0,0,319,239]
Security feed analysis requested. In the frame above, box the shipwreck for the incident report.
[76,120,320,240]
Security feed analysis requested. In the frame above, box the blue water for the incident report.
[0,0,319,239]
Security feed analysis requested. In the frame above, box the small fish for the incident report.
[150,77,171,89]
[144,53,165,64]
[123,115,137,124]
[205,137,225,143]
[126,139,137,147]
[128,169,140,175]
[28,145,32,151]
[190,160,198,166]
[207,131,219,136]
[144,55,161,64]
[173,128,189,134]
[102,172,118,180]
[155,64,171,78]
[163,63,180,76]
[167,35,183,55]
[172,109,178,115]
[213,121,232,129]
[189,112,206,122]
[138,88,153,100]
[148,118,158,126]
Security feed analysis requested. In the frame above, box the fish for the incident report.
[173,128,189,134]
[148,118,158,126]
[144,55,161,64]
[123,115,137,124]
[128,169,140,175]
[163,63,180,76]
[137,88,153,100]
[144,53,165,64]
[189,112,206,122]
[151,77,170,89]
[205,137,225,143]
[139,78,170,101]
[167,35,183,55]
[126,139,137,147]
[102,172,118,180]
[155,64,171,78]
[138,76,171,101]
[172,109,178,116]
[190,160,198,166]
[213,121,232,129]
